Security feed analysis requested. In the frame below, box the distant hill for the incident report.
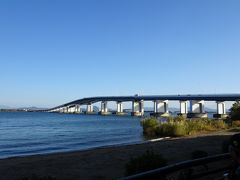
[0,105,12,109]
[204,107,216,112]
[0,105,47,111]
[17,107,47,111]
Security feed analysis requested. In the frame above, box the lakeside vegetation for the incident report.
[0,109,27,112]
[142,101,240,138]
[141,117,230,138]
[126,102,240,177]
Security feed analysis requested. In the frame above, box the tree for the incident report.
[230,101,240,120]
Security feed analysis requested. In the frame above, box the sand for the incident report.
[0,131,236,180]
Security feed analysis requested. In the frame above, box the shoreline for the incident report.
[1,129,228,161]
[0,130,237,180]
[0,137,172,160]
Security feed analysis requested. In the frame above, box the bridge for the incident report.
[47,94,240,118]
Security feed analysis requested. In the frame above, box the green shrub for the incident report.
[156,123,174,137]
[142,117,230,138]
[125,150,168,176]
[171,116,185,122]
[141,118,159,129]
[185,119,217,134]
[186,120,206,134]
[141,118,159,137]
[167,116,174,123]
[210,120,228,130]
[173,122,187,136]
[156,122,187,137]
[144,126,157,137]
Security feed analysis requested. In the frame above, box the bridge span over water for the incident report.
[48,94,240,118]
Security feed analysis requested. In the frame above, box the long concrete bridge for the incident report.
[47,94,240,118]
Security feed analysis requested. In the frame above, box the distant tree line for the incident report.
[0,109,26,112]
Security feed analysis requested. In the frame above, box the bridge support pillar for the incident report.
[178,101,188,117]
[213,101,228,118]
[187,100,208,118]
[75,105,81,114]
[59,108,64,113]
[131,100,144,117]
[69,106,75,113]
[99,101,111,115]
[86,104,94,114]
[151,100,169,117]
[50,108,59,113]
[63,106,69,113]
[116,102,126,115]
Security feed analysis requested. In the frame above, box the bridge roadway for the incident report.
[48,94,240,118]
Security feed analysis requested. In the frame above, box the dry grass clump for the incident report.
[141,117,228,138]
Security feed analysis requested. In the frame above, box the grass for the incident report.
[141,117,230,138]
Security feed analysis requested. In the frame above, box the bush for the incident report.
[210,120,228,129]
[125,150,168,176]
[173,123,187,136]
[232,120,240,128]
[185,119,224,134]
[185,119,210,134]
[141,118,160,137]
[156,122,187,137]
[142,117,230,138]
[156,123,173,137]
[171,116,185,122]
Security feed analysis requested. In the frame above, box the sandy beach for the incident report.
[0,131,236,180]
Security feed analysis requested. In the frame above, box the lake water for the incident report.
[0,112,143,159]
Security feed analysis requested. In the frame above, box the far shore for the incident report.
[0,130,238,180]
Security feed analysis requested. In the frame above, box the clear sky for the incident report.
[0,0,240,108]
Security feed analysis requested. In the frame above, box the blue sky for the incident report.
[0,0,240,108]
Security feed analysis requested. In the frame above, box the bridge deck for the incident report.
[50,94,240,110]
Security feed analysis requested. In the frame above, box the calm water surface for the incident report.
[0,112,143,159]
